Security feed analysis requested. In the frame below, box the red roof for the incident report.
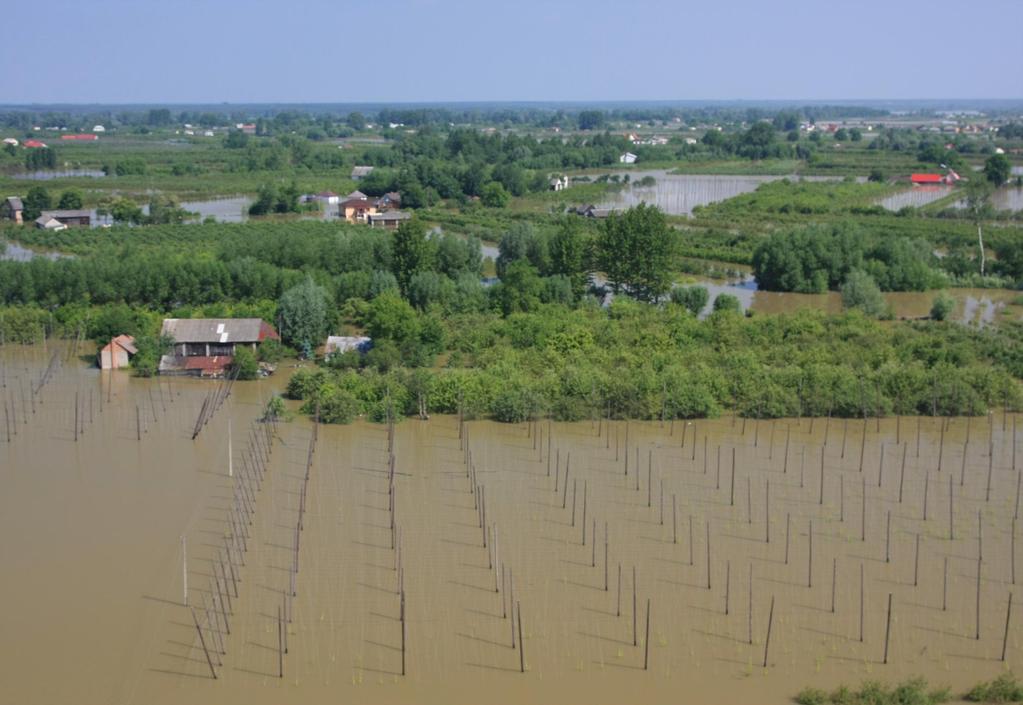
[911,173,943,184]
[258,320,280,342]
[23,139,47,148]
[60,134,98,141]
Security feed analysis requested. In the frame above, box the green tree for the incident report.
[598,203,676,302]
[494,260,543,315]
[391,218,435,294]
[57,189,83,209]
[983,153,1011,186]
[480,181,510,208]
[231,346,259,380]
[278,276,329,354]
[548,219,589,297]
[110,197,144,224]
[930,291,955,321]
[711,293,742,314]
[578,110,606,130]
[347,112,366,130]
[671,285,709,316]
[23,186,51,220]
[840,270,887,318]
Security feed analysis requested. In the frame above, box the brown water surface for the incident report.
[1,345,1021,704]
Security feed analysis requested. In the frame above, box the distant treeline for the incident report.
[0,104,892,133]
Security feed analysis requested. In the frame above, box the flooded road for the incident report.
[1,344,1021,704]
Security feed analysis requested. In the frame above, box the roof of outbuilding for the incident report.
[5,196,23,210]
[160,318,278,344]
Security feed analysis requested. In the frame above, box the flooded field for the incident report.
[876,185,953,211]
[596,171,859,216]
[1,344,1021,705]
[693,276,1019,326]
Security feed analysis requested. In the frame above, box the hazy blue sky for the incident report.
[3,0,1021,104]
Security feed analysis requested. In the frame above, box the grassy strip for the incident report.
[796,674,1023,704]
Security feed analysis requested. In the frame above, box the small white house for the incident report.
[684,137,698,145]
[351,166,374,180]
[2,137,18,146]
[92,125,106,133]
[619,152,637,164]
[316,191,339,205]
[549,175,570,191]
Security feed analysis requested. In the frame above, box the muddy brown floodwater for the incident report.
[1,344,1021,704]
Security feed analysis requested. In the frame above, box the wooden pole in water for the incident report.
[582,481,587,545]
[986,440,994,502]
[748,564,753,644]
[1012,517,1016,586]
[950,474,955,541]
[785,513,790,565]
[517,601,525,673]
[861,477,867,542]
[725,561,730,615]
[591,519,596,567]
[706,521,712,590]
[571,480,577,526]
[617,563,622,617]
[831,558,837,613]
[277,605,284,678]
[181,536,188,606]
[762,596,775,668]
[191,607,217,680]
[632,566,638,646]
[1002,592,1013,662]
[73,391,78,442]
[808,519,813,588]
[643,598,651,670]
[976,556,983,640]
[883,593,893,665]
[509,569,514,645]
[943,556,948,612]
[672,495,677,544]
[401,590,406,676]
[604,523,609,591]
[819,449,825,505]
[730,458,735,507]
[136,404,141,441]
[659,478,664,525]
[840,475,845,522]
[765,480,770,543]
[860,563,865,642]
[689,516,694,566]
[885,510,891,563]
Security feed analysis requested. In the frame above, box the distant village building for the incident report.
[315,191,339,205]
[367,210,411,229]
[340,197,379,224]
[377,192,402,209]
[1,196,23,224]
[23,139,47,148]
[345,190,368,201]
[35,215,67,230]
[239,123,257,135]
[98,335,137,370]
[92,125,105,132]
[60,134,98,141]
[350,166,374,180]
[618,152,637,164]
[549,175,570,191]
[325,335,372,357]
[159,318,279,376]
[38,209,91,228]
[2,137,18,146]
